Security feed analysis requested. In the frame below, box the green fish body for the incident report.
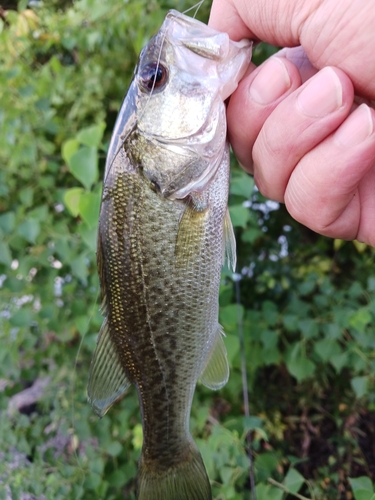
[88,10,251,500]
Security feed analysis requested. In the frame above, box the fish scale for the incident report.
[87,10,252,500]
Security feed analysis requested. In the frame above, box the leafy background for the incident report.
[1,1,375,499]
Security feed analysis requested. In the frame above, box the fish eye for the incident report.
[139,62,168,93]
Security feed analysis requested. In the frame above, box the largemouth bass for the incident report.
[87,10,251,500]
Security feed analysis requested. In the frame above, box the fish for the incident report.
[87,10,252,500]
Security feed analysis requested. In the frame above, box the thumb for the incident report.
[208,0,319,46]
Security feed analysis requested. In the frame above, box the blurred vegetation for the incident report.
[1,1,375,499]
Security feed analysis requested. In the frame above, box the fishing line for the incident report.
[234,273,256,500]
[182,0,205,18]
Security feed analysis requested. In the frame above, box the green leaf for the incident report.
[330,352,349,373]
[106,441,122,457]
[220,303,243,331]
[353,493,375,500]
[29,205,48,222]
[75,316,89,336]
[285,343,315,382]
[79,192,101,229]
[314,339,341,362]
[368,276,375,292]
[19,187,33,207]
[351,376,368,398]
[62,138,79,164]
[77,122,106,147]
[260,330,278,350]
[299,319,319,339]
[255,484,283,500]
[223,334,240,367]
[17,219,40,243]
[284,468,305,494]
[64,188,84,217]
[220,465,234,485]
[262,300,278,326]
[255,452,279,482]
[287,357,315,382]
[229,205,250,228]
[283,314,299,332]
[71,253,88,284]
[10,308,33,327]
[107,470,127,488]
[79,223,97,252]
[230,172,254,198]
[0,242,12,266]
[67,146,98,190]
[0,212,15,233]
[241,228,262,243]
[350,308,372,333]
[244,415,263,431]
[349,477,374,500]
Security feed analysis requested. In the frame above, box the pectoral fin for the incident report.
[200,325,229,390]
[87,318,131,417]
[175,199,209,267]
[223,208,236,272]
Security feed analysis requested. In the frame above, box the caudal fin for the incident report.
[137,445,212,500]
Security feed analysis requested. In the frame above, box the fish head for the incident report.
[105,10,252,198]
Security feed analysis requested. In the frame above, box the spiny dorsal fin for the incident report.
[87,318,131,417]
[223,208,236,272]
[200,325,229,390]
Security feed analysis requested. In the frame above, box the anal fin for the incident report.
[87,318,131,417]
[200,325,229,390]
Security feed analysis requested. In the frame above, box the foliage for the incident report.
[0,1,374,499]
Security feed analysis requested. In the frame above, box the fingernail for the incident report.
[298,67,342,117]
[249,58,291,105]
[335,104,374,148]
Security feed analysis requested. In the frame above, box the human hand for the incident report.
[209,0,375,246]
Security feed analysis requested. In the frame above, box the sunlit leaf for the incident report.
[349,477,375,500]
[349,308,372,333]
[67,146,98,190]
[62,138,79,164]
[64,187,84,217]
[79,191,101,229]
[77,122,106,148]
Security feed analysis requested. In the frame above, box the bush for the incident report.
[1,1,374,499]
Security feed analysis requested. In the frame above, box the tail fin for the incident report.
[137,445,212,500]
